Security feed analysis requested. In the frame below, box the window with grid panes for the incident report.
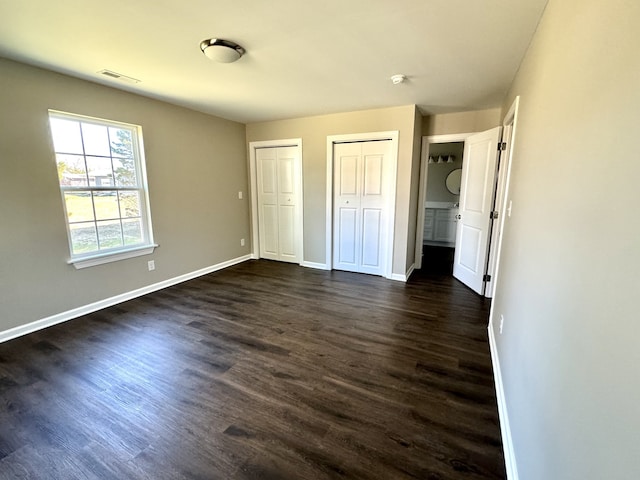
[48,111,155,268]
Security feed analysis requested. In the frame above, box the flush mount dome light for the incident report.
[200,38,245,63]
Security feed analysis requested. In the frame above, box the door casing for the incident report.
[326,131,399,279]
[486,97,520,298]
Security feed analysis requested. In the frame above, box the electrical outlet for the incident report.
[499,314,504,334]
[238,191,243,199]
[240,238,245,247]
[148,260,155,271]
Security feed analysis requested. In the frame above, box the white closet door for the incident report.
[333,140,392,275]
[334,142,361,271]
[453,127,502,294]
[256,146,300,263]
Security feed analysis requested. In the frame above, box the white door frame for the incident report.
[326,131,399,279]
[487,96,520,480]
[249,138,304,264]
[486,96,520,299]
[414,132,474,269]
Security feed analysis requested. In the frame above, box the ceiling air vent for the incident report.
[97,69,141,84]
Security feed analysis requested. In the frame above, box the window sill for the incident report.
[68,244,158,269]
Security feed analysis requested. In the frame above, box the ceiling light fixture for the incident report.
[428,154,456,165]
[390,74,406,85]
[200,38,245,63]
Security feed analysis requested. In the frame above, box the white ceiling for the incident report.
[0,0,548,124]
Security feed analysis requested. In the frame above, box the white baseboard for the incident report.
[0,254,252,344]
[301,261,329,270]
[488,323,519,480]
[405,263,415,281]
[389,263,415,282]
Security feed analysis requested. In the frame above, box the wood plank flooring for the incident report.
[0,260,505,479]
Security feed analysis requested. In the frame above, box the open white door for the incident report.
[453,127,502,294]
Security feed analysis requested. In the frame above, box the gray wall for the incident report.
[425,142,464,203]
[0,58,250,331]
[246,105,420,276]
[493,0,640,478]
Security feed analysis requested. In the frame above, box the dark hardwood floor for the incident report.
[0,260,505,479]
[421,245,455,275]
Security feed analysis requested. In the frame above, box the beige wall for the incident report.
[406,107,423,270]
[492,0,640,478]
[246,105,419,276]
[422,107,501,136]
[0,59,250,331]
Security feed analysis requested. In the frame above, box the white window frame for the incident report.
[48,110,157,269]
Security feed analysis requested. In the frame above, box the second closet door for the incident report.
[333,140,393,275]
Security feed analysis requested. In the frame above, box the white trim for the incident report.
[422,132,476,144]
[248,139,304,264]
[0,254,252,344]
[326,131,399,279]
[487,96,521,479]
[405,262,415,280]
[485,97,520,298]
[389,263,415,282]
[414,132,475,269]
[70,244,158,269]
[488,321,519,480]
[301,261,330,270]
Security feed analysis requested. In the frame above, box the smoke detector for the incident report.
[390,74,406,85]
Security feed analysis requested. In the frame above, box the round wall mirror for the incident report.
[445,168,462,195]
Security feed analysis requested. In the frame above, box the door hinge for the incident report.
[490,211,499,220]
[498,142,507,151]
[483,274,492,282]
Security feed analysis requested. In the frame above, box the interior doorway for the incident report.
[415,128,508,297]
[415,133,472,272]
[420,141,465,274]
